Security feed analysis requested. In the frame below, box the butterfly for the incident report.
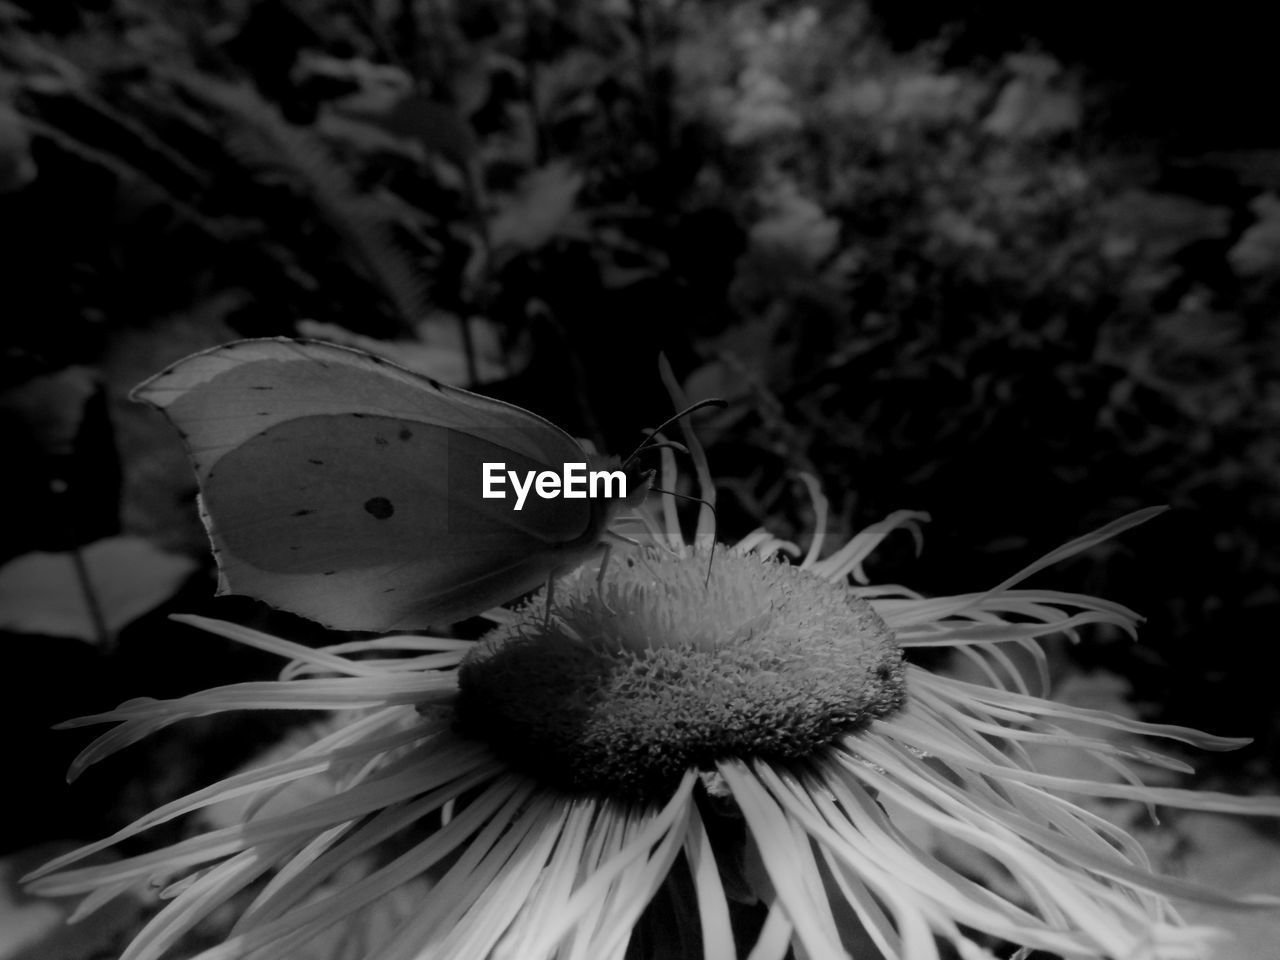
[132,338,656,631]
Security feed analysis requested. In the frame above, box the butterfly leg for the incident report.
[542,574,556,627]
[594,532,646,613]
[595,543,612,604]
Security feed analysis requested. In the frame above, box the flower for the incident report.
[26,465,1280,960]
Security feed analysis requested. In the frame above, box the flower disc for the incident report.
[456,549,906,798]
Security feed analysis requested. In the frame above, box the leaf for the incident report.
[1103,190,1233,263]
[749,178,839,265]
[173,73,432,330]
[1229,193,1280,278]
[984,79,1079,140]
[983,54,1080,139]
[0,537,197,644]
[488,161,584,252]
[726,70,801,144]
[886,71,974,125]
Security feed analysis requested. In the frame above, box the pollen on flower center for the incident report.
[454,548,907,799]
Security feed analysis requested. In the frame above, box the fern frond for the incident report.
[169,72,432,330]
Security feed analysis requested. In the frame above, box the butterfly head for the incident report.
[584,454,653,511]
[624,462,655,508]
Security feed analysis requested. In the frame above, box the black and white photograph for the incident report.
[2,1,1279,958]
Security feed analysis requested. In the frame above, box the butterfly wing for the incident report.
[133,338,609,630]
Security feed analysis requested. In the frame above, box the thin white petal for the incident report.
[877,711,1280,819]
[436,795,571,960]
[981,507,1167,599]
[580,798,691,960]
[895,612,1132,647]
[745,900,794,960]
[814,844,902,958]
[496,797,598,954]
[199,776,529,960]
[658,445,685,549]
[810,510,929,583]
[795,473,829,569]
[121,841,295,960]
[30,739,500,896]
[657,354,717,545]
[59,677,456,780]
[734,529,800,558]
[237,760,503,931]
[57,709,426,878]
[913,669,1252,751]
[718,760,847,960]
[683,803,737,960]
[521,772,696,958]
[170,615,462,678]
[878,589,1141,635]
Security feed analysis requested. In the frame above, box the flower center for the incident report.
[454,548,906,799]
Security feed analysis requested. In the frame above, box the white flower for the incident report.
[26,472,1280,959]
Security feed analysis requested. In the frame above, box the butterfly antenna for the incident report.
[622,399,726,468]
[649,485,718,587]
[634,438,689,458]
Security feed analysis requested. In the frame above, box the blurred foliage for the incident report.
[2,0,1279,878]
